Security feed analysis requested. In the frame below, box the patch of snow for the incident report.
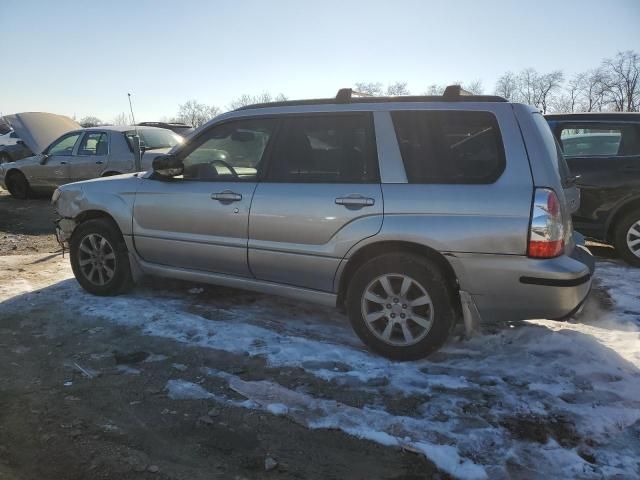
[164,379,213,400]
[2,254,640,479]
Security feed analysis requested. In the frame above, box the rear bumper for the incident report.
[447,245,595,323]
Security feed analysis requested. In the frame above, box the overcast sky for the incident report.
[1,0,638,122]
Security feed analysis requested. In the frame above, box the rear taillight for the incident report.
[528,188,565,258]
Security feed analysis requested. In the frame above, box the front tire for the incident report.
[346,253,456,361]
[70,218,133,295]
[6,171,30,199]
[613,209,640,267]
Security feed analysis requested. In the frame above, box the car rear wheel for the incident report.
[613,209,640,267]
[6,171,30,199]
[70,218,134,295]
[346,253,455,360]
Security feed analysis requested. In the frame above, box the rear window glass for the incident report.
[125,129,183,151]
[391,110,505,184]
[558,125,640,157]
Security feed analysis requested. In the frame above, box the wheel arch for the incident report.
[336,240,460,308]
[73,210,125,241]
[605,196,640,242]
[101,171,123,177]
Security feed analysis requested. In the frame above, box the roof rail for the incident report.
[234,85,507,111]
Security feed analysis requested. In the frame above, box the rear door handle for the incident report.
[211,191,242,202]
[96,160,104,164]
[335,195,375,207]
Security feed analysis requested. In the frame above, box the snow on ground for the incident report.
[1,254,639,479]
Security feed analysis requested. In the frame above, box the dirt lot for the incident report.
[0,188,444,480]
[0,190,60,256]
[1,187,639,480]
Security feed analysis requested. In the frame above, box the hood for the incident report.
[4,112,81,155]
[0,154,42,170]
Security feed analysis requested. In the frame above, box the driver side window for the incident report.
[48,132,82,156]
[182,119,277,181]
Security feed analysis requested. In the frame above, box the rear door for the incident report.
[248,113,383,292]
[67,131,109,181]
[552,122,640,233]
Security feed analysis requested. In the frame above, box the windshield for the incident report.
[125,129,183,151]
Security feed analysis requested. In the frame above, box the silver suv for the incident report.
[53,87,595,360]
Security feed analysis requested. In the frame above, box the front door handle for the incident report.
[60,161,67,165]
[96,160,104,164]
[335,195,375,207]
[211,191,242,202]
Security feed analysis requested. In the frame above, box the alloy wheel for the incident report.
[361,273,434,346]
[77,233,117,286]
[626,220,640,259]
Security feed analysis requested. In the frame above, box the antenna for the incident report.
[127,93,142,170]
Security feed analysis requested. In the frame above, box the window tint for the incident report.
[392,110,505,184]
[559,125,640,157]
[47,132,82,156]
[182,119,276,181]
[267,114,378,183]
[77,132,108,156]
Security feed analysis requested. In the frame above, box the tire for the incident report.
[613,209,640,267]
[70,218,134,295]
[346,253,456,361]
[5,171,30,199]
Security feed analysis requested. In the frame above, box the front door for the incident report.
[248,113,383,292]
[37,131,83,188]
[67,131,109,181]
[132,118,279,277]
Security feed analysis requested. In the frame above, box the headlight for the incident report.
[51,188,61,205]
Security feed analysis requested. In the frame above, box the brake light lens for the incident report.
[528,188,565,258]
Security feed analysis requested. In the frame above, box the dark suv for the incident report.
[546,113,640,266]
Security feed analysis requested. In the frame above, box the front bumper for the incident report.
[448,244,595,323]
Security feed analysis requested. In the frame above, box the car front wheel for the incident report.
[6,171,30,199]
[70,218,133,295]
[346,253,455,360]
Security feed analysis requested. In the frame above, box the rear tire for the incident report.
[346,253,455,361]
[613,209,640,267]
[6,171,30,199]
[70,218,134,295]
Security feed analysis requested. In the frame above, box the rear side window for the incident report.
[558,124,640,157]
[391,110,505,184]
[266,114,379,183]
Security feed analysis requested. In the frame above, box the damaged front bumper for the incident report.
[54,217,76,247]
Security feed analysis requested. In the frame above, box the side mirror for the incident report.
[152,154,183,178]
[39,154,49,165]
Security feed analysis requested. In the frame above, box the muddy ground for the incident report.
[1,187,636,480]
[0,189,446,480]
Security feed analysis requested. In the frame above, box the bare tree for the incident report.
[535,71,564,113]
[176,100,220,128]
[386,81,410,96]
[600,50,640,111]
[424,83,446,95]
[79,116,102,128]
[112,112,130,125]
[463,80,484,95]
[494,72,519,101]
[228,92,288,110]
[354,82,383,96]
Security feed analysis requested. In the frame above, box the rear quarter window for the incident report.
[391,110,505,184]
